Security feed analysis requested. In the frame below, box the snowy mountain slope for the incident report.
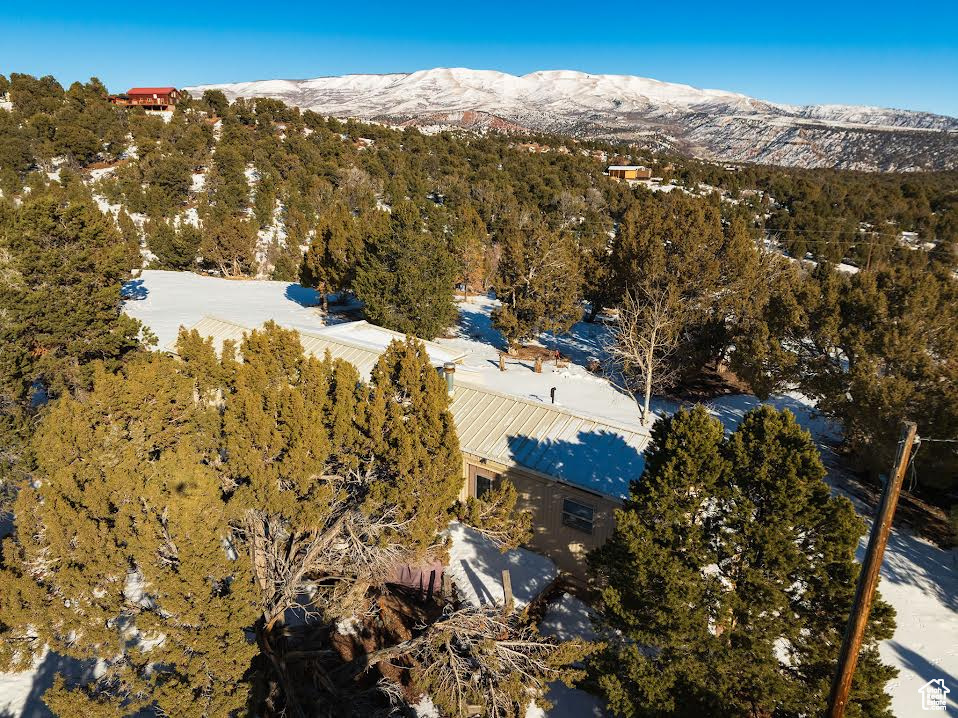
[188,68,958,171]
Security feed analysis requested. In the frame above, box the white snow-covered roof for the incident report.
[316,320,466,364]
[606,165,647,171]
[174,316,650,498]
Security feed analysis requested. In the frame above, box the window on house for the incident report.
[475,471,497,500]
[562,498,595,534]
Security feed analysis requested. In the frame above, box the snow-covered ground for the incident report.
[434,296,645,426]
[528,594,607,718]
[445,522,556,610]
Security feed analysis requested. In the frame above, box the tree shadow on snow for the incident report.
[120,279,148,301]
[16,651,98,718]
[456,302,507,350]
[859,529,958,613]
[506,430,645,500]
[283,284,319,308]
[458,559,497,606]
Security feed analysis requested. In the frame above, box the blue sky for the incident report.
[3,0,957,116]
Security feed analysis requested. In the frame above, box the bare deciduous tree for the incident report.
[607,284,685,425]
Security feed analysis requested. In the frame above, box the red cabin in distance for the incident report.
[110,87,180,111]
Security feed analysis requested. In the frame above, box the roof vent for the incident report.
[443,362,456,396]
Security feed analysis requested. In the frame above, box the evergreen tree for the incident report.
[116,209,143,270]
[299,200,362,306]
[491,213,582,348]
[0,324,569,717]
[200,214,258,277]
[590,405,896,717]
[451,204,488,300]
[802,262,958,489]
[353,202,457,339]
[0,356,260,716]
[147,219,201,270]
[366,338,463,550]
[0,191,145,405]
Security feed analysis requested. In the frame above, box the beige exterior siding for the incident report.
[461,453,622,577]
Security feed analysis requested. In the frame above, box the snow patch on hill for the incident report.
[188,67,958,171]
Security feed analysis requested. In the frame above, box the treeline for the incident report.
[0,73,931,716]
[0,73,955,498]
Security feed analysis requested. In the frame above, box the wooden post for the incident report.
[502,569,514,615]
[498,353,506,372]
[826,421,918,718]
[442,571,451,598]
[534,356,542,374]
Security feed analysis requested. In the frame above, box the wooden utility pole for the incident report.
[826,421,918,718]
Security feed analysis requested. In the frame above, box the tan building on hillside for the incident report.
[606,165,652,180]
[172,316,650,577]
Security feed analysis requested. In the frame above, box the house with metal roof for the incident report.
[171,316,650,576]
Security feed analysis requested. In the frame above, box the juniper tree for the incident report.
[200,214,259,277]
[0,325,578,718]
[0,356,260,717]
[146,219,201,270]
[590,405,896,718]
[491,213,582,348]
[299,200,363,308]
[353,202,457,339]
[0,191,145,407]
[451,204,488,300]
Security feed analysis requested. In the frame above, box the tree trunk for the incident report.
[587,301,601,323]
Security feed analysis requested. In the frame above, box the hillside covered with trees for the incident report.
[2,72,953,502]
[0,71,954,716]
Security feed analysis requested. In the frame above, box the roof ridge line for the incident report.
[453,380,650,437]
[195,316,648,437]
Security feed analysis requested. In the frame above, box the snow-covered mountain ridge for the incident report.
[188,68,958,171]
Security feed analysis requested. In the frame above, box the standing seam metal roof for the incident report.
[171,316,650,499]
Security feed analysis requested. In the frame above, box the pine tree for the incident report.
[451,205,488,300]
[365,338,463,551]
[116,209,143,270]
[0,356,260,716]
[0,325,574,717]
[0,191,145,405]
[353,202,457,339]
[147,219,201,270]
[590,405,897,717]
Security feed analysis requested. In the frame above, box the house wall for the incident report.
[459,453,622,578]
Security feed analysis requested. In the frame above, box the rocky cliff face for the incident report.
[188,68,958,171]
